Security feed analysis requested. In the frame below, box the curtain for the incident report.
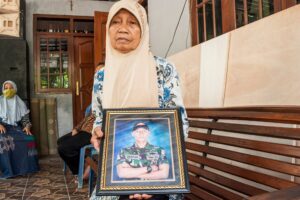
[30,98,58,156]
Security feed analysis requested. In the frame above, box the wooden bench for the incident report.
[87,106,300,199]
[185,106,300,200]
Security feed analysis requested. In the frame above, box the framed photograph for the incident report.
[96,108,189,196]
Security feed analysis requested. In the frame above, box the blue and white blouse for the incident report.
[92,56,189,138]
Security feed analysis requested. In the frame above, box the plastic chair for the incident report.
[61,104,95,188]
[62,144,97,189]
[63,162,67,174]
[77,144,97,189]
[86,151,99,196]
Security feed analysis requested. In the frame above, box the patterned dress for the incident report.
[90,56,188,200]
[0,114,39,178]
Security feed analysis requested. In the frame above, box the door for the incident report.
[72,12,107,126]
[94,11,108,67]
[73,37,94,125]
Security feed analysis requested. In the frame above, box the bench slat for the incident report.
[188,131,300,158]
[187,152,298,189]
[189,120,300,140]
[185,193,205,200]
[187,108,300,124]
[187,107,300,113]
[188,165,266,196]
[189,175,243,200]
[189,184,223,200]
[186,142,300,176]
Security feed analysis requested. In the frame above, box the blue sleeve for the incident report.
[160,59,189,138]
[92,69,105,133]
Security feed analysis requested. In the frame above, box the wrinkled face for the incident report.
[109,9,141,54]
[132,127,149,143]
[4,83,13,90]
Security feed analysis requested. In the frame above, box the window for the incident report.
[191,0,222,44]
[34,15,95,93]
[191,0,299,45]
[37,36,71,91]
[235,0,275,28]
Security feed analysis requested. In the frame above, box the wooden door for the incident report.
[73,37,94,125]
[94,11,108,67]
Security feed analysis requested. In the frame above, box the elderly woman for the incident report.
[0,80,39,179]
[90,0,188,199]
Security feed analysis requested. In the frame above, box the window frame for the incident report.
[190,0,298,45]
[35,34,73,93]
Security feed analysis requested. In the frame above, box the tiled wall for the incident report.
[170,4,300,108]
[224,5,300,106]
[168,45,200,108]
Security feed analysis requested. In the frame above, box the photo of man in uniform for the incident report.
[116,122,170,180]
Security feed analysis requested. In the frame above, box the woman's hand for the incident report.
[71,129,78,136]
[91,126,103,152]
[23,126,32,135]
[90,134,100,151]
[94,126,103,137]
[129,194,153,199]
[0,124,6,134]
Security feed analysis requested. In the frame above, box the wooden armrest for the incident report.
[85,157,98,176]
[247,185,300,200]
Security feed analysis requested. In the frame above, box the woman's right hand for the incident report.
[91,126,103,152]
[0,124,6,134]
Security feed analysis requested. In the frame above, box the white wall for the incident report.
[148,0,192,57]
[26,0,114,137]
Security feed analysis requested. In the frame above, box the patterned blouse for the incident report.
[92,56,189,138]
[73,114,95,134]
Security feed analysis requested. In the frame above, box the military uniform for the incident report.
[117,143,169,170]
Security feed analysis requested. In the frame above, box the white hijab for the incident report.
[102,0,159,109]
[0,80,29,126]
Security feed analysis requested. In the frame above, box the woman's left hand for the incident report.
[0,124,6,134]
[129,194,153,199]
[23,126,32,135]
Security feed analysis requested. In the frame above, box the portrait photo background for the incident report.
[111,118,175,182]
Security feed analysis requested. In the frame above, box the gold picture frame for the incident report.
[96,108,189,196]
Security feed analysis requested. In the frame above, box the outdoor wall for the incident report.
[148,0,191,57]
[25,0,114,137]
[170,4,300,108]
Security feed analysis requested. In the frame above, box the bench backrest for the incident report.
[185,106,300,200]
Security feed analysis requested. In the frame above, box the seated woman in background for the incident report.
[0,80,39,179]
[57,106,95,179]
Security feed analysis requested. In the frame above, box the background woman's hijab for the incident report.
[0,80,29,126]
[102,0,159,109]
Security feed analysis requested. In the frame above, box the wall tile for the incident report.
[199,33,230,107]
[168,45,201,108]
[225,5,300,106]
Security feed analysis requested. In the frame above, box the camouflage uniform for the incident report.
[89,143,184,200]
[117,143,168,173]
